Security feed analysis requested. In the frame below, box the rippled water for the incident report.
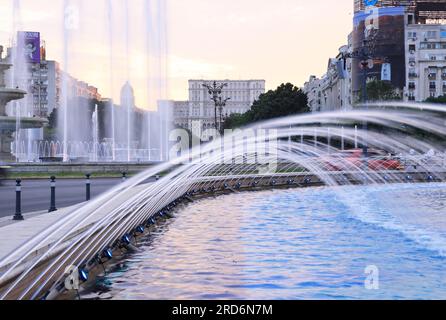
[96,183,446,300]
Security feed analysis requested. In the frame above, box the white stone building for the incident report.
[303,75,322,112]
[172,79,266,137]
[303,42,353,112]
[405,23,446,101]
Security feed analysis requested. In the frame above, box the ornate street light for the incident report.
[216,96,230,135]
[203,81,228,134]
[341,28,379,159]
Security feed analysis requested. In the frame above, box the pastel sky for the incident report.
[0,0,353,109]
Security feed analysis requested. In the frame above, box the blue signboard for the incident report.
[364,0,378,6]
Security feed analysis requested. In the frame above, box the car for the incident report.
[322,149,404,171]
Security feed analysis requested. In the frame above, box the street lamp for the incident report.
[32,80,43,117]
[341,28,378,160]
[203,81,228,135]
[216,96,230,135]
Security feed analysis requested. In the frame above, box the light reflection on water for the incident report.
[98,183,446,300]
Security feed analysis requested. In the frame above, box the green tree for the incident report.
[47,108,58,129]
[224,83,309,129]
[425,95,446,104]
[44,108,59,140]
[362,80,401,102]
[224,113,251,129]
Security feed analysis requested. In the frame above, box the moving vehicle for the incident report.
[323,149,404,171]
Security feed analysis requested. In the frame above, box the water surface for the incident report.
[97,183,446,300]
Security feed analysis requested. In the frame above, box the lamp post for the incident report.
[203,81,228,135]
[49,176,57,212]
[13,179,23,221]
[216,97,230,135]
[32,81,42,117]
[341,28,378,160]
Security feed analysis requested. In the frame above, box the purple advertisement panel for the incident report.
[17,31,41,63]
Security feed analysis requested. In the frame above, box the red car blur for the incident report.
[322,149,404,171]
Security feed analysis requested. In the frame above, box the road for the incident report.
[0,178,124,218]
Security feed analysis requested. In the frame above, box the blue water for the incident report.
[98,183,446,300]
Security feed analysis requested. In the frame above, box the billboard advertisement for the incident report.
[352,7,405,95]
[17,31,41,64]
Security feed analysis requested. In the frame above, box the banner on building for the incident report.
[352,7,405,92]
[381,63,391,81]
[17,31,41,63]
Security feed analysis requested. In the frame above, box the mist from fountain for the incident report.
[106,0,116,161]
[91,104,99,162]
[53,0,169,164]
[0,1,48,162]
[0,104,445,299]
[10,0,29,162]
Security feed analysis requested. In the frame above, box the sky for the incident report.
[0,0,353,109]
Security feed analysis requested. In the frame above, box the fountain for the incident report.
[0,103,445,300]
[91,104,99,162]
[0,45,47,162]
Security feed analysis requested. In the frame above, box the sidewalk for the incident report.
[0,205,82,228]
[0,183,149,288]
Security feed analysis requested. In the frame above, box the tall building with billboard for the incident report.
[352,5,406,99]
[5,32,102,118]
[352,1,446,101]
[305,1,446,109]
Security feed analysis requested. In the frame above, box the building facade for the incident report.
[304,76,322,112]
[172,79,266,136]
[306,1,446,112]
[6,51,101,118]
[303,41,353,112]
[405,22,446,101]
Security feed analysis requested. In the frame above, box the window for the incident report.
[429,68,437,80]
[429,81,436,90]
[408,82,416,90]
[409,44,416,53]
[426,31,437,39]
[420,42,446,50]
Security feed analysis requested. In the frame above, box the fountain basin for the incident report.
[0,88,27,116]
[0,116,48,162]
[98,183,446,300]
[0,116,48,131]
